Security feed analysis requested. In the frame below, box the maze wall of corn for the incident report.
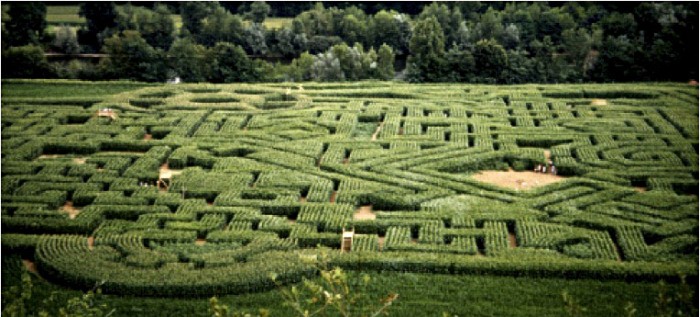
[2,80,697,297]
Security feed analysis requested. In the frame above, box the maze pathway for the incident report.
[1,82,697,296]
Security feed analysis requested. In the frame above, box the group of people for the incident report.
[535,160,557,175]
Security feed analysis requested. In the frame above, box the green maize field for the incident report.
[1,80,697,315]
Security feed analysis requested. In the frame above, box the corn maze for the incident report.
[2,81,698,297]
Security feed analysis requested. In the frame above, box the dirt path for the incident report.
[61,201,80,219]
[159,163,183,180]
[634,187,647,193]
[508,233,517,248]
[471,169,566,190]
[87,236,94,250]
[590,99,608,106]
[143,134,153,141]
[342,158,349,165]
[299,197,307,203]
[38,154,64,159]
[544,150,551,161]
[22,259,38,274]
[371,122,384,141]
[195,238,206,246]
[329,191,337,203]
[73,158,86,164]
[354,205,376,220]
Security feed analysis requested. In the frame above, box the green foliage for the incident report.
[407,17,446,82]
[273,248,398,317]
[1,45,52,79]
[4,2,47,46]
[99,30,168,82]
[1,268,113,317]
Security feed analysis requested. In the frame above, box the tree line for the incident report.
[2,1,697,83]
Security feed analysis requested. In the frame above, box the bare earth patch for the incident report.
[73,157,86,164]
[590,99,608,106]
[159,163,183,179]
[378,236,385,251]
[38,154,64,159]
[299,197,307,203]
[329,191,337,203]
[61,201,80,219]
[508,233,517,248]
[634,187,647,193]
[143,133,153,140]
[371,122,384,141]
[471,169,566,190]
[87,236,94,250]
[195,239,206,246]
[354,205,376,220]
[23,259,38,274]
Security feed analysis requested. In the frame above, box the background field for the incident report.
[1,80,697,316]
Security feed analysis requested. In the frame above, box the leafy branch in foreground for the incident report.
[1,268,114,317]
[272,248,399,317]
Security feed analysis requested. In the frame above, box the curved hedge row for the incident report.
[35,235,315,297]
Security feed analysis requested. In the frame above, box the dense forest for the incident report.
[2,1,698,83]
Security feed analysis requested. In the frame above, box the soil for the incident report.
[22,259,38,274]
[143,134,153,140]
[471,169,566,190]
[329,191,337,203]
[590,99,608,106]
[299,197,307,203]
[87,236,94,250]
[378,236,385,251]
[61,201,80,219]
[508,233,517,248]
[159,163,183,180]
[634,187,647,193]
[195,239,206,246]
[543,150,552,161]
[371,122,384,141]
[398,127,404,135]
[342,158,349,165]
[689,80,698,86]
[354,205,376,220]
[288,219,296,224]
[72,158,86,164]
[38,154,64,159]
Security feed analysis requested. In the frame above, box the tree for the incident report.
[168,37,208,82]
[370,10,411,55]
[331,43,362,80]
[206,42,258,82]
[274,27,308,58]
[561,28,592,76]
[377,43,395,80]
[52,25,80,54]
[198,7,245,47]
[1,45,52,78]
[78,2,118,52]
[139,5,175,51]
[244,23,268,55]
[312,51,344,81]
[100,30,168,82]
[180,2,218,39]
[247,1,271,24]
[445,44,475,82]
[5,2,46,46]
[472,39,508,83]
[285,51,315,82]
[474,7,504,41]
[407,17,446,82]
